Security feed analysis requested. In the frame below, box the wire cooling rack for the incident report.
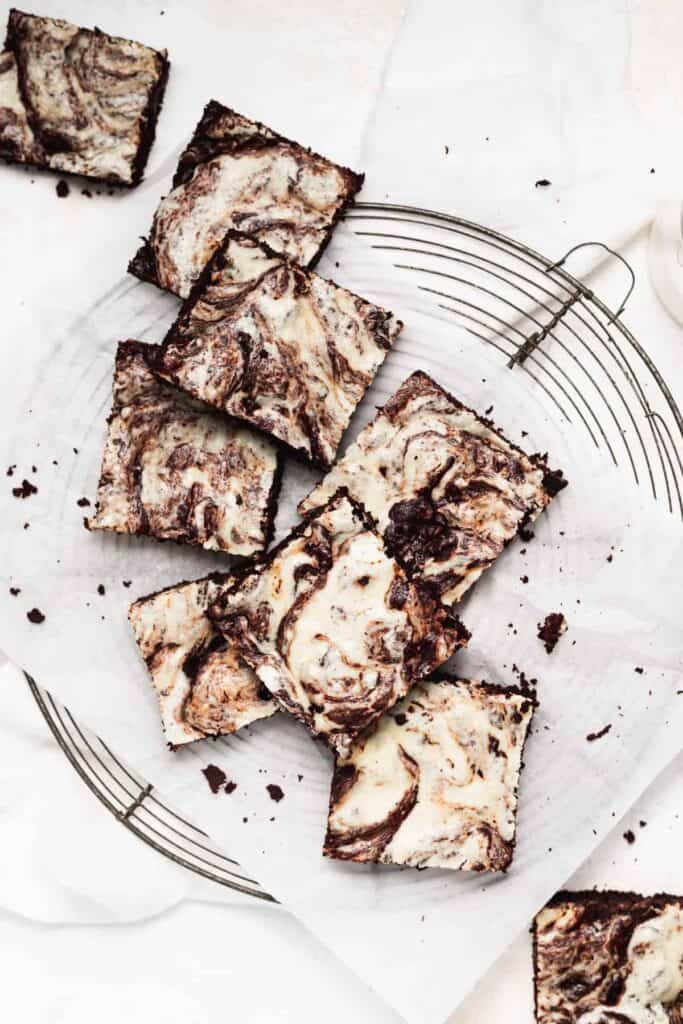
[25,203,683,899]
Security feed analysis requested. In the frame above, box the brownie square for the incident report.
[87,341,281,555]
[0,9,169,185]
[301,370,566,603]
[324,679,535,871]
[129,574,277,747]
[534,890,683,1023]
[208,491,470,758]
[155,233,402,469]
[129,99,363,298]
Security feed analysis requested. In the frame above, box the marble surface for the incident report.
[2,0,682,1021]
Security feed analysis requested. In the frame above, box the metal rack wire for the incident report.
[26,204,683,900]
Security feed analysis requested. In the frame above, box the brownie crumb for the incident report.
[23,522,30,530]
[27,607,45,624]
[122,580,132,588]
[519,527,535,542]
[520,574,529,584]
[623,829,635,845]
[6,465,16,476]
[537,612,567,653]
[201,764,227,794]
[444,144,449,155]
[535,178,552,188]
[634,666,644,674]
[12,478,37,499]
[639,820,647,828]
[77,497,90,507]
[606,553,613,563]
[97,584,106,596]
[224,780,237,795]
[266,783,284,802]
[9,586,20,596]
[81,188,92,198]
[297,774,304,782]
[393,712,408,725]
[56,179,69,198]
[586,724,611,742]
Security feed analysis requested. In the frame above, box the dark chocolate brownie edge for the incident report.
[172,98,364,193]
[6,10,170,189]
[130,49,170,187]
[304,166,364,271]
[129,570,233,615]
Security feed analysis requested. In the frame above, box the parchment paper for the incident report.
[1,222,682,1024]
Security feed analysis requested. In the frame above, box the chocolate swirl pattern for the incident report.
[156,233,402,469]
[88,341,281,555]
[129,574,277,748]
[301,370,566,603]
[129,100,363,298]
[534,891,683,1024]
[208,492,470,758]
[325,679,535,871]
[1,10,168,184]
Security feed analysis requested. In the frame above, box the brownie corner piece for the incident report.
[87,339,280,554]
[156,232,402,469]
[128,574,277,747]
[533,889,683,1023]
[300,369,565,601]
[129,98,363,297]
[2,9,168,185]
[324,678,534,871]
[208,490,469,756]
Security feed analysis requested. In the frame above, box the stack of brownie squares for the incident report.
[74,68,566,875]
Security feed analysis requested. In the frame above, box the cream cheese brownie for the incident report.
[129,99,363,298]
[129,574,277,747]
[155,233,402,469]
[300,370,566,604]
[534,890,683,1023]
[87,341,281,555]
[208,491,470,758]
[324,679,535,871]
[0,9,168,184]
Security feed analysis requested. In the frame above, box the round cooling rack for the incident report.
[25,203,683,899]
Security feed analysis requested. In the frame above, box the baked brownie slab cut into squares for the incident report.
[301,370,566,604]
[208,491,470,758]
[324,679,535,871]
[87,341,281,555]
[129,99,363,298]
[0,9,169,185]
[155,233,402,469]
[534,890,683,1023]
[129,574,277,747]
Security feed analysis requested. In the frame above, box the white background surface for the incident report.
[2,0,683,1021]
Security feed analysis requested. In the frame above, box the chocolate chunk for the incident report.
[586,724,611,742]
[537,612,567,654]
[201,764,227,794]
[12,478,37,498]
[266,784,284,802]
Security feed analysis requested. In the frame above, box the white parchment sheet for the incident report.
[1,227,682,1024]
